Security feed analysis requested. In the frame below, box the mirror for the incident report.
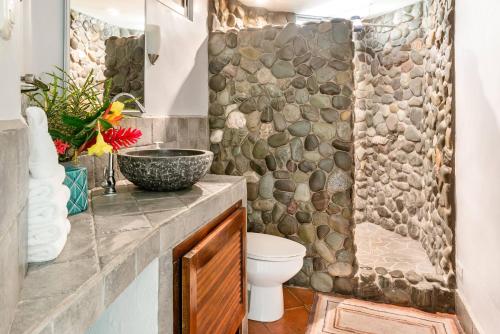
[66,0,146,109]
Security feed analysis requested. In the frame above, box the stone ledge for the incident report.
[0,119,29,334]
[10,175,246,334]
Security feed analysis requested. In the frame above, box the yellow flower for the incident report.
[110,101,125,114]
[104,101,125,126]
[88,132,113,157]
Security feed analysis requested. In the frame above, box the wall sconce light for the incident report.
[146,24,161,65]
[351,16,363,32]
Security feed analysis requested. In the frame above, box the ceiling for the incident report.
[240,0,422,19]
[71,0,145,30]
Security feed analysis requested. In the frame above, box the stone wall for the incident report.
[421,0,455,285]
[69,10,144,101]
[352,0,455,306]
[104,35,145,100]
[353,4,427,243]
[209,0,295,32]
[208,21,357,292]
[0,120,29,333]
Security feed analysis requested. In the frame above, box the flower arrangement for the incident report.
[25,68,142,161]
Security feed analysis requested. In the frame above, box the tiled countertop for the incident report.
[10,175,246,334]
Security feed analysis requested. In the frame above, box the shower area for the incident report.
[207,0,455,313]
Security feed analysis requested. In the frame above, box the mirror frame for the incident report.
[156,0,193,21]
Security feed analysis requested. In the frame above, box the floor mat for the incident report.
[307,294,463,334]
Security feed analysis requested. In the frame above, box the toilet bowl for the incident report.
[247,232,306,322]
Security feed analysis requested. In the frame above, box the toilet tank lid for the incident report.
[247,232,306,260]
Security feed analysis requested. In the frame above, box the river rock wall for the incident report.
[209,0,295,32]
[208,21,357,293]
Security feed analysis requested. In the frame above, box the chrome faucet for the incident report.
[102,153,117,196]
[101,93,146,195]
[111,93,146,113]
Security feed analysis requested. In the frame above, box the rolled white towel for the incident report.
[29,186,70,216]
[28,165,66,201]
[26,107,60,179]
[28,205,57,222]
[28,219,69,247]
[27,233,68,263]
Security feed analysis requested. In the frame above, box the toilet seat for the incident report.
[247,233,306,262]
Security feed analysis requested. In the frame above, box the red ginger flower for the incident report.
[54,139,70,155]
[102,127,142,151]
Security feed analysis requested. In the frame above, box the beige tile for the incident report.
[91,192,135,207]
[152,117,167,143]
[158,253,174,334]
[104,253,136,306]
[78,155,96,190]
[196,117,209,150]
[0,124,21,237]
[136,231,160,274]
[49,213,96,264]
[53,280,104,334]
[171,184,210,199]
[10,295,63,334]
[146,209,184,228]
[18,205,28,278]
[165,117,178,146]
[188,118,199,148]
[159,218,187,253]
[0,223,22,334]
[38,323,54,334]
[133,118,153,147]
[97,229,152,267]
[92,201,141,217]
[22,258,99,300]
[130,190,177,200]
[137,197,186,213]
[177,118,189,148]
[94,214,151,236]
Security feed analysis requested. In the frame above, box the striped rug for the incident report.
[307,295,463,334]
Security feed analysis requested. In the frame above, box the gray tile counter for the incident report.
[10,175,246,334]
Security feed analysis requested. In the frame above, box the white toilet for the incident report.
[247,232,307,322]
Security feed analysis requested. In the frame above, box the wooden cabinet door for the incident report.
[182,208,246,334]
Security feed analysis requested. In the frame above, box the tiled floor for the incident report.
[248,287,314,334]
[355,223,435,273]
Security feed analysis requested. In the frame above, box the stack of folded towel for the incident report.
[26,107,71,263]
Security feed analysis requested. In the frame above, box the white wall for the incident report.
[145,0,209,116]
[0,0,65,121]
[86,259,159,334]
[25,0,65,76]
[455,1,500,333]
[0,1,23,120]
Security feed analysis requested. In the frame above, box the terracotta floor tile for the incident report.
[287,286,315,307]
[248,320,272,334]
[264,306,309,334]
[284,287,303,309]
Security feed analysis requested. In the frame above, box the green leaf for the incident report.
[99,118,113,131]
[62,114,88,129]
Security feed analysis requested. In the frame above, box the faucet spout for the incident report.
[102,153,117,195]
[111,93,146,114]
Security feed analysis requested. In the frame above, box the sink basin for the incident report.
[117,149,214,191]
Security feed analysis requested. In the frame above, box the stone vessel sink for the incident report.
[117,148,214,191]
